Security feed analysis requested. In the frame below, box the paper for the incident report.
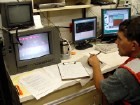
[76,55,106,86]
[77,55,106,74]
[33,15,43,28]
[19,67,61,100]
[58,62,90,80]
[98,52,128,67]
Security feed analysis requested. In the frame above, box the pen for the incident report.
[16,85,23,95]
[89,51,103,64]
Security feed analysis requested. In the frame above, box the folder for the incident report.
[58,62,90,80]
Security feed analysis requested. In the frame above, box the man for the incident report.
[88,16,140,105]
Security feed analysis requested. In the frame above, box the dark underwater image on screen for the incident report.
[74,18,96,41]
[8,5,31,24]
[18,32,50,60]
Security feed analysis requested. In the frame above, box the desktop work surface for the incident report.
[11,45,128,105]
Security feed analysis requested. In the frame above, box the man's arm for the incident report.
[88,55,109,105]
[88,55,104,91]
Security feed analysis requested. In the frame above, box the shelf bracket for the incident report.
[82,8,86,18]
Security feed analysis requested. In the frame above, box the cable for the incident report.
[15,28,22,46]
[88,9,101,20]
[115,0,120,8]
[40,12,63,39]
[131,4,140,15]
[56,26,70,28]
[39,9,72,51]
[40,11,71,42]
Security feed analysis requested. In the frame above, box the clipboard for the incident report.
[58,62,90,80]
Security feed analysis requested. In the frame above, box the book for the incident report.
[58,62,90,80]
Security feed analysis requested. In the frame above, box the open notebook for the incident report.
[58,62,90,80]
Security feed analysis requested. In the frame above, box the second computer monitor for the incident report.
[101,8,131,42]
[72,17,97,50]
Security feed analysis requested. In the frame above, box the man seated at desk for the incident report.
[88,16,140,105]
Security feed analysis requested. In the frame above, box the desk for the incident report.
[11,46,128,105]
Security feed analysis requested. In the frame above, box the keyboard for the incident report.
[95,43,118,54]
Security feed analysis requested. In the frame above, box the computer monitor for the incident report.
[72,17,97,50]
[0,2,34,29]
[3,27,61,75]
[101,8,131,42]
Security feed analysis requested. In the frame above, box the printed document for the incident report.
[19,66,61,100]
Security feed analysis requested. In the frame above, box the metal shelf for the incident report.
[33,5,92,13]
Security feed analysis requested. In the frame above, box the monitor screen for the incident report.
[72,17,97,50]
[1,2,34,29]
[101,8,131,42]
[18,32,50,60]
[8,5,31,25]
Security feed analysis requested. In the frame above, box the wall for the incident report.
[40,1,139,43]
[40,9,82,42]
[0,0,139,42]
[34,0,90,42]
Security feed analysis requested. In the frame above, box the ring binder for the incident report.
[58,62,90,80]
[63,61,76,65]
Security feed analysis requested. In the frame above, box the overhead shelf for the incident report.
[33,5,92,13]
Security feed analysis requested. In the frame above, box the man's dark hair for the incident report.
[119,16,140,44]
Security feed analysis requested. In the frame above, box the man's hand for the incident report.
[88,54,100,68]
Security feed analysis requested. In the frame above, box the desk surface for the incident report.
[11,44,128,103]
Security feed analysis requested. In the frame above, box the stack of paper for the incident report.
[19,66,61,100]
[19,61,93,99]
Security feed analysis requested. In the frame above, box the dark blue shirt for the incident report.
[101,68,140,104]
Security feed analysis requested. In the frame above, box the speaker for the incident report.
[124,0,131,6]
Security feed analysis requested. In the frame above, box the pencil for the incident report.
[89,51,103,64]
[16,85,23,95]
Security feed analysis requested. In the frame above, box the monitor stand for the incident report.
[75,42,93,50]
[101,37,117,43]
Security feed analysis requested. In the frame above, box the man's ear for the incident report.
[132,41,139,51]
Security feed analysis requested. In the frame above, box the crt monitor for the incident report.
[0,1,34,29]
[72,17,97,50]
[101,8,131,42]
[3,27,61,75]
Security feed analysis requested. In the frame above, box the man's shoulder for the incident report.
[115,68,129,75]
[114,67,139,86]
[115,68,133,78]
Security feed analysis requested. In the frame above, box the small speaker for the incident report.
[124,0,131,6]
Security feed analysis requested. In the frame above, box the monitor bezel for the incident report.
[72,16,97,44]
[101,8,131,38]
[2,2,34,29]
[11,27,61,74]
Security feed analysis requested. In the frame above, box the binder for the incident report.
[58,62,90,80]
